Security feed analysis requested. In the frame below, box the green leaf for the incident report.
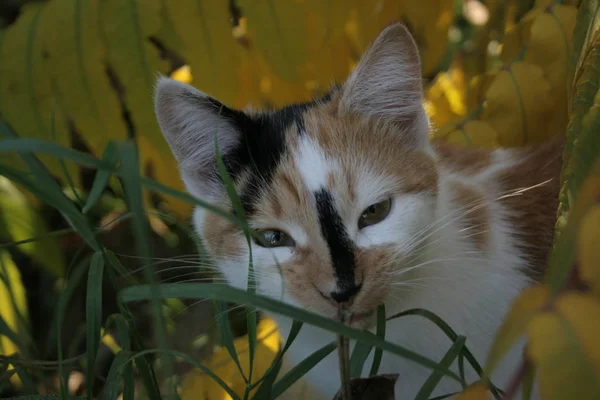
[0,163,99,253]
[369,304,386,377]
[0,123,100,252]
[415,336,467,400]
[108,314,133,400]
[86,251,105,400]
[0,176,64,277]
[116,141,174,395]
[349,341,372,378]
[214,301,246,383]
[102,350,132,400]
[270,341,337,398]
[121,283,462,382]
[83,142,118,213]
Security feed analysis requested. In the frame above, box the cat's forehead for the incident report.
[242,94,437,225]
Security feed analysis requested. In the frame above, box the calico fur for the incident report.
[154,23,562,399]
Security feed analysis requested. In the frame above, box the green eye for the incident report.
[254,229,295,248]
[358,198,392,229]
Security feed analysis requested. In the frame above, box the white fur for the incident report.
[294,135,337,192]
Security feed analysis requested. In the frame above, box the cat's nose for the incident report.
[330,284,362,304]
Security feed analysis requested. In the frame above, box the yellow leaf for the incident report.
[485,285,549,375]
[435,120,499,149]
[160,0,242,107]
[402,0,454,76]
[0,3,76,181]
[453,383,492,399]
[527,293,600,400]
[578,205,600,296]
[0,250,28,387]
[524,5,577,139]
[179,317,281,400]
[501,8,544,63]
[481,62,553,146]
[42,0,128,155]
[237,0,309,82]
[0,177,64,277]
[426,68,467,127]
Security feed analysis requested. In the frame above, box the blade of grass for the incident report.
[116,141,174,397]
[214,131,257,393]
[415,335,467,400]
[108,314,134,400]
[83,142,118,213]
[107,255,161,400]
[249,319,303,390]
[121,284,462,381]
[102,350,131,400]
[0,160,99,252]
[0,316,23,351]
[350,341,372,378]
[0,138,108,170]
[387,307,499,394]
[369,304,386,377]
[13,365,37,395]
[49,108,83,207]
[214,301,246,383]
[270,341,337,398]
[85,251,104,400]
[121,348,241,400]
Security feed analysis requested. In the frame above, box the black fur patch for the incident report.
[314,188,357,296]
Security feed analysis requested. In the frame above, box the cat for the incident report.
[153,23,562,399]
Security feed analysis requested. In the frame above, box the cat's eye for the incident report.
[358,198,392,229]
[254,229,295,248]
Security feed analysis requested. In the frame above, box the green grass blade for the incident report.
[0,315,23,351]
[124,348,241,400]
[121,284,461,381]
[108,314,134,400]
[270,342,337,398]
[350,341,372,378]
[13,365,38,395]
[44,251,90,356]
[387,308,484,375]
[415,335,467,400]
[214,131,257,390]
[106,257,161,400]
[251,357,282,400]
[102,350,131,400]
[250,320,303,390]
[86,251,104,400]
[0,138,107,170]
[0,160,99,252]
[369,304,386,377]
[116,141,174,397]
[214,301,246,382]
[83,142,118,213]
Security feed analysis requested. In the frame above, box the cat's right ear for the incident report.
[154,77,242,200]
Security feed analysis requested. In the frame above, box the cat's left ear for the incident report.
[339,23,428,144]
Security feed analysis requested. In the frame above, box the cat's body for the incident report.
[154,23,562,399]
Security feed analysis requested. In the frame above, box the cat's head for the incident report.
[154,23,438,327]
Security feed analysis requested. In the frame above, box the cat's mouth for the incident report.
[332,309,376,329]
